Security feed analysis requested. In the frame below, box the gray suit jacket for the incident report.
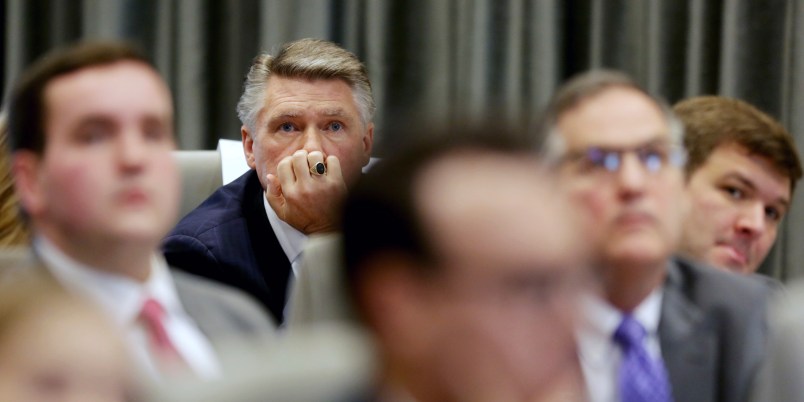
[286,233,358,329]
[0,248,275,345]
[286,243,771,402]
[171,269,276,343]
[147,323,377,402]
[660,257,771,402]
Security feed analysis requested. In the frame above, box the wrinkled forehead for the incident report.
[262,75,359,107]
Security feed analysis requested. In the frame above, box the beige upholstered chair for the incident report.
[172,138,380,223]
[173,140,252,222]
[173,150,223,221]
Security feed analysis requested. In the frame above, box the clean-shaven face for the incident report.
[27,61,179,250]
[415,153,588,400]
[556,87,685,269]
[680,143,790,273]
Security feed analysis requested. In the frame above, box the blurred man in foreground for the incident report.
[342,127,590,402]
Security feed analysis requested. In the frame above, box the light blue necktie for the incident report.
[614,315,673,402]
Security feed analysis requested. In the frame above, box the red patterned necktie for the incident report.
[138,297,186,374]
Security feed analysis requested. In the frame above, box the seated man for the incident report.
[542,71,771,402]
[163,38,375,324]
[8,41,274,380]
[342,127,591,401]
[674,96,802,274]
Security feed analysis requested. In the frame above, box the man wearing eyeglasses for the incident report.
[542,70,771,402]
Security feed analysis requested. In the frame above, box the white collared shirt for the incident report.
[576,288,664,402]
[263,193,308,277]
[35,236,221,380]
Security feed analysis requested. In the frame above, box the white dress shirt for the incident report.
[35,236,221,380]
[263,194,308,277]
[576,288,665,402]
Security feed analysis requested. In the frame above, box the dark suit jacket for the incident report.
[660,257,771,402]
[163,170,292,324]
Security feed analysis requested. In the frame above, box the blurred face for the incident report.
[14,61,179,252]
[556,87,685,270]
[243,76,373,190]
[0,302,132,402]
[680,143,790,274]
[413,153,588,400]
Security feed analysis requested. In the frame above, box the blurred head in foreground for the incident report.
[342,125,590,401]
[0,276,133,401]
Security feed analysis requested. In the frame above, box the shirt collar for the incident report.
[576,287,664,366]
[34,235,185,328]
[263,192,308,265]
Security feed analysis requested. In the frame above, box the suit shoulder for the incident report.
[672,257,771,307]
[172,270,276,329]
[169,171,257,237]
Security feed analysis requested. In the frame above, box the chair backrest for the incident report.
[172,141,377,223]
[174,150,222,221]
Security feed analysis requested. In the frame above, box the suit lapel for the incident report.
[659,260,717,402]
[174,271,218,340]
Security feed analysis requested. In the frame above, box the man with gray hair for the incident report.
[543,70,771,402]
[164,38,375,324]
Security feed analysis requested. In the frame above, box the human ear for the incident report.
[242,125,257,170]
[11,151,46,217]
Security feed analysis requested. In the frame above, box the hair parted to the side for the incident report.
[674,96,802,193]
[8,41,152,155]
[236,38,375,135]
[538,70,685,158]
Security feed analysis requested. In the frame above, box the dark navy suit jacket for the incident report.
[163,170,292,324]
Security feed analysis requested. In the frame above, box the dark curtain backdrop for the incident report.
[3,0,803,279]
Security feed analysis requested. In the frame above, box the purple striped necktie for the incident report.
[614,315,673,402]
